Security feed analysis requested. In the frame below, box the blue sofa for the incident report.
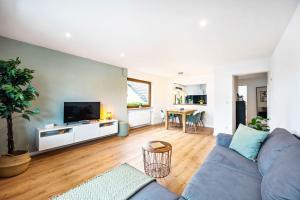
[130,128,300,200]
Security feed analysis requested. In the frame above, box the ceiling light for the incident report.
[65,32,72,38]
[199,19,207,27]
[120,53,125,58]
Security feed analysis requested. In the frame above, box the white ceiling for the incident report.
[0,0,299,77]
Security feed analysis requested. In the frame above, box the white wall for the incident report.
[127,71,214,128]
[214,58,270,135]
[269,4,300,135]
[185,84,206,95]
[237,74,268,123]
[127,70,168,125]
[0,37,128,154]
[167,74,215,128]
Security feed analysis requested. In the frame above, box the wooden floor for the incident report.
[0,125,215,200]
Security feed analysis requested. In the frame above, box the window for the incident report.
[127,78,151,108]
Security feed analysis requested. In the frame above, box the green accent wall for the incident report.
[0,36,128,154]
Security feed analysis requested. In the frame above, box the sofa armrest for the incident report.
[216,133,233,148]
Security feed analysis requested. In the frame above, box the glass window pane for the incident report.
[127,79,150,107]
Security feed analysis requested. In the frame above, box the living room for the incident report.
[0,1,300,200]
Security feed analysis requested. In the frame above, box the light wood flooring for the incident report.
[0,125,215,200]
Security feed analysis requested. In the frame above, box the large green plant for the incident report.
[0,58,39,154]
[248,116,270,132]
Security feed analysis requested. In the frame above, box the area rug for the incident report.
[52,163,155,200]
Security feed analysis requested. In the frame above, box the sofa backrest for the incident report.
[261,145,300,200]
[257,128,300,176]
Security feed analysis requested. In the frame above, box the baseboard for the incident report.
[151,122,164,126]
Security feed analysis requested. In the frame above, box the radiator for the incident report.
[128,108,152,128]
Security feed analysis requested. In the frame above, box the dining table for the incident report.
[165,109,196,133]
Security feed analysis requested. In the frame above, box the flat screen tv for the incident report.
[64,102,100,123]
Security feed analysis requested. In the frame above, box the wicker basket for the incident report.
[0,151,31,178]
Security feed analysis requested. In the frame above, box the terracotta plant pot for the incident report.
[0,150,31,178]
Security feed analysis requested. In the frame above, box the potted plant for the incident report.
[0,58,39,177]
[199,100,205,105]
[248,116,270,132]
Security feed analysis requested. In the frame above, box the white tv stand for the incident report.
[36,119,118,151]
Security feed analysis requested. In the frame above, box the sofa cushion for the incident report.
[261,146,300,200]
[206,146,261,178]
[257,128,300,176]
[182,161,262,200]
[229,124,268,160]
[129,181,179,200]
[216,133,233,148]
[182,146,262,200]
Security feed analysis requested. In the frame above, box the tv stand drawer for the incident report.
[73,123,99,143]
[100,122,118,136]
[38,131,74,151]
[36,120,118,152]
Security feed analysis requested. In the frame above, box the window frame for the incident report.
[127,77,152,108]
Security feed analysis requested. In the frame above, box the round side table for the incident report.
[142,141,172,178]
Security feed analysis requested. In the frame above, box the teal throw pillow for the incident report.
[229,124,269,160]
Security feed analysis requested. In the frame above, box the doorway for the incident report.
[233,72,268,130]
[238,85,248,123]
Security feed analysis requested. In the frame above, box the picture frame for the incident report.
[256,86,267,117]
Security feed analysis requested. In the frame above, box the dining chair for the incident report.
[160,110,165,122]
[186,111,201,132]
[160,110,180,127]
[199,111,205,128]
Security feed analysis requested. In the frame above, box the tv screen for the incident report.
[64,102,100,123]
